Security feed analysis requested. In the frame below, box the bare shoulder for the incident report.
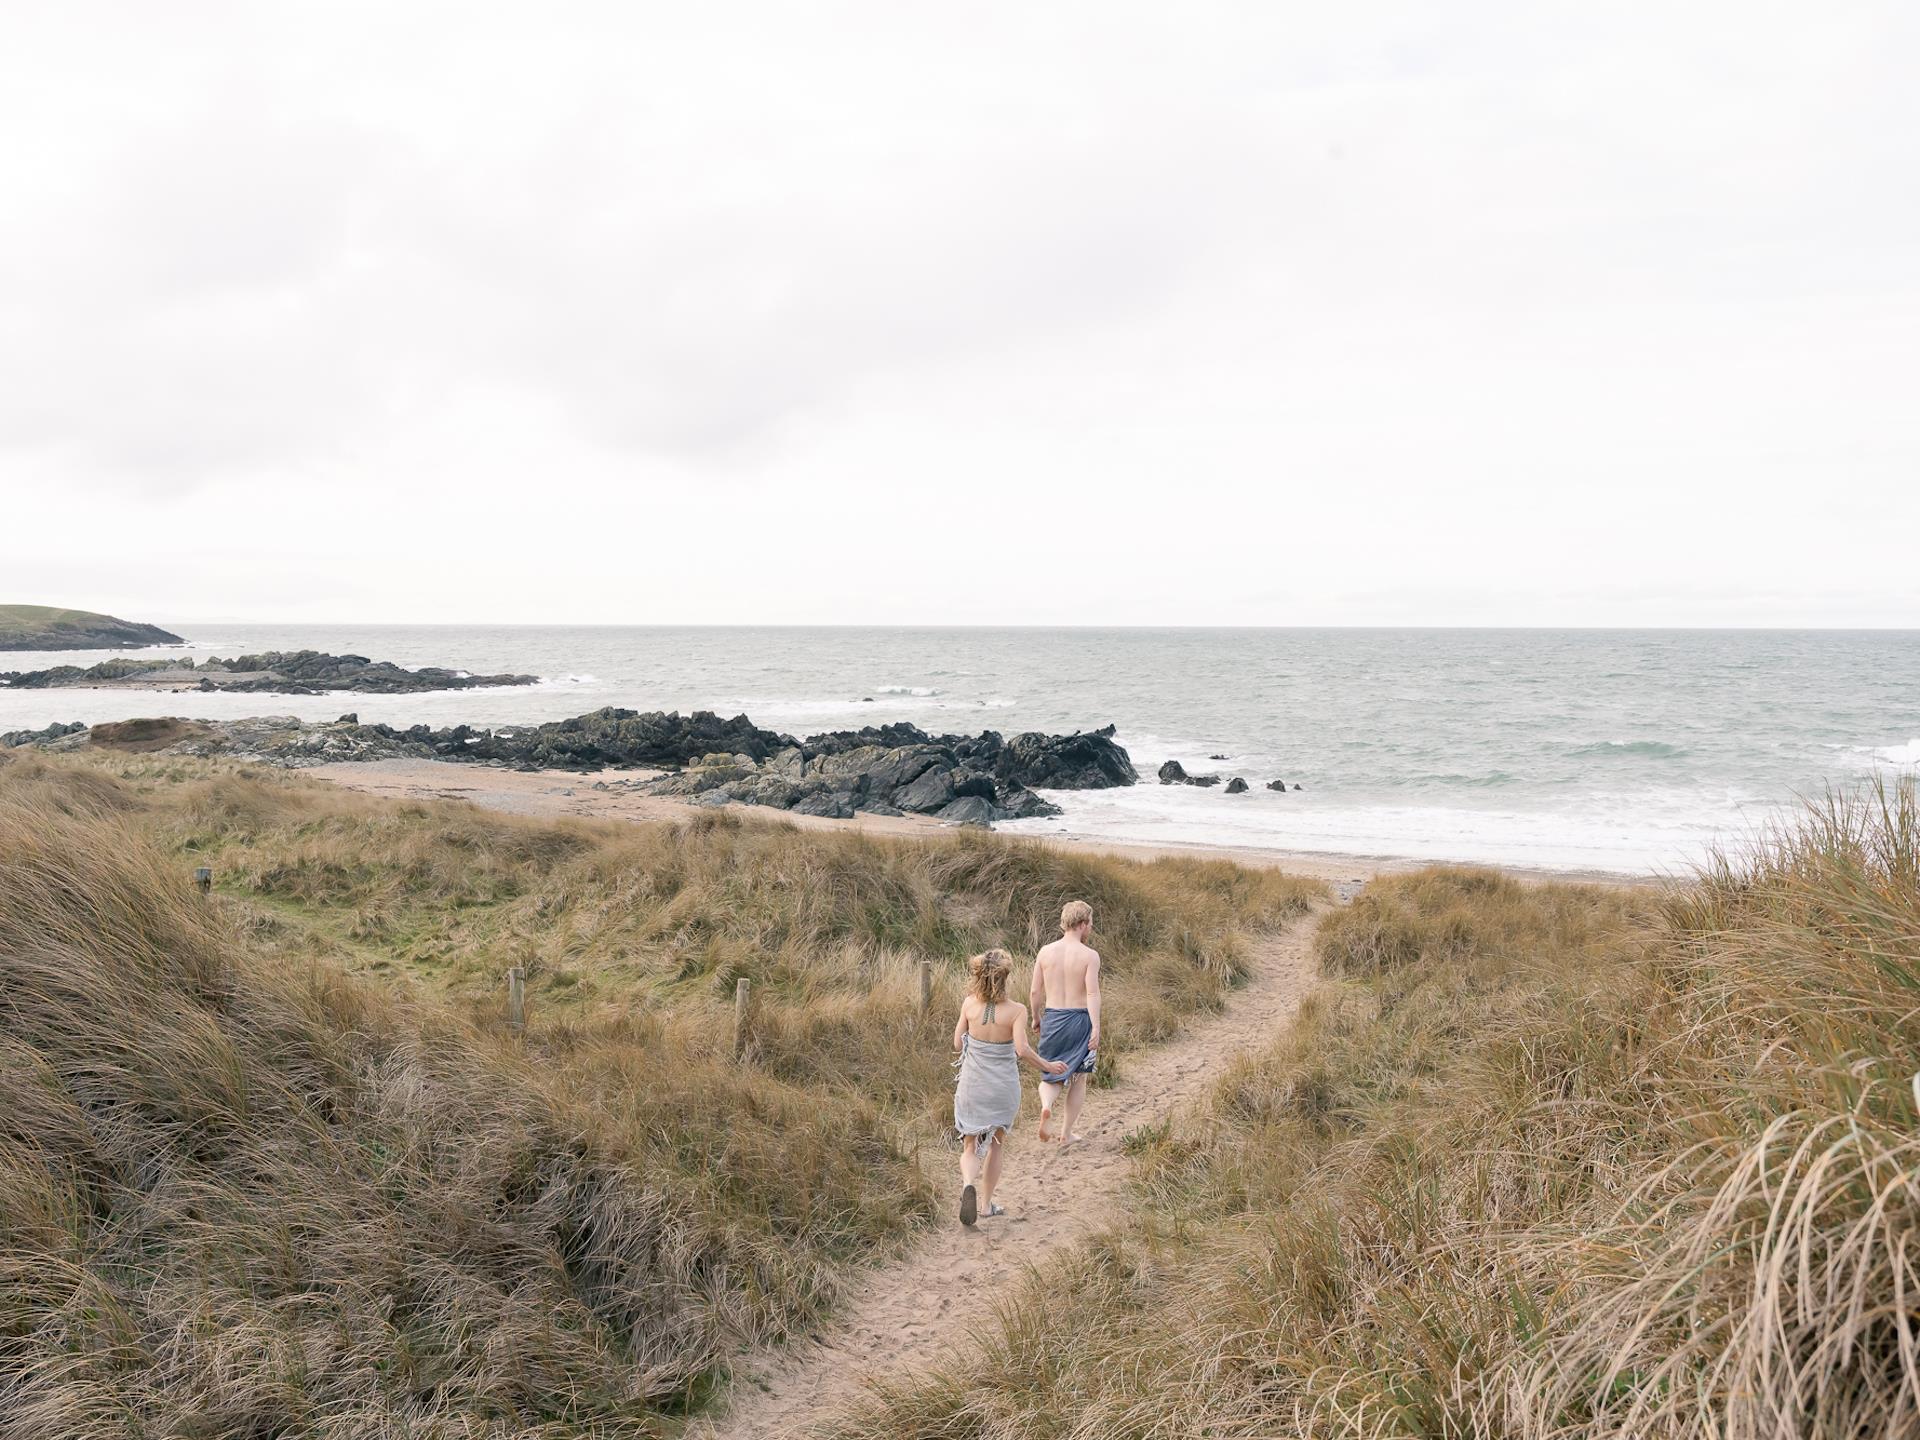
[1004,999,1029,1023]
[1085,946,1103,966]
[1036,937,1062,961]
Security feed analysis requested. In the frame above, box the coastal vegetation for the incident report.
[0,750,1316,1435]
[0,602,182,650]
[839,786,1920,1438]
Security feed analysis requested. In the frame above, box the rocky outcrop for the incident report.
[0,604,182,651]
[2,707,1133,828]
[802,722,1135,792]
[0,650,537,695]
[1224,777,1249,794]
[1157,759,1222,788]
[640,732,1069,826]
[1267,779,1287,792]
[0,720,85,748]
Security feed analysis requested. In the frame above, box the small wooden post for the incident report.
[506,966,525,1033]
[918,959,933,1019]
[193,866,212,895]
[733,977,751,1060]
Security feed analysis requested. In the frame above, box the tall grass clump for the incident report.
[0,786,923,1437]
[839,784,1920,1439]
[7,753,1320,1124]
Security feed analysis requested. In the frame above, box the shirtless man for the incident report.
[1029,899,1102,1145]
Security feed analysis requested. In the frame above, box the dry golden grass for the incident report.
[0,751,1318,1435]
[838,787,1920,1439]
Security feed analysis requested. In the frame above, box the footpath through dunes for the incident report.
[696,908,1326,1440]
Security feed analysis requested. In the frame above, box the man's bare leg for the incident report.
[1059,1073,1090,1144]
[1037,1081,1062,1142]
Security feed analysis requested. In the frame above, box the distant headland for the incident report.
[0,604,183,651]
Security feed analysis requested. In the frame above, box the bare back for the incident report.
[1033,934,1099,1009]
[961,994,1026,1042]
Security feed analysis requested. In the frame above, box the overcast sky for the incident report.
[5,2,1917,626]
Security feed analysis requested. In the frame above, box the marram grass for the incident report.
[0,750,1317,1435]
[838,785,1920,1439]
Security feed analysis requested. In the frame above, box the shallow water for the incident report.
[4,625,1916,874]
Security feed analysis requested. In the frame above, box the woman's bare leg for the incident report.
[960,1134,980,1189]
[981,1131,1007,1211]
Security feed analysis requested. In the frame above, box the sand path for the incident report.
[690,906,1325,1439]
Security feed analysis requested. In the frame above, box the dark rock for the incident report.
[1225,777,1249,794]
[996,784,1063,820]
[950,768,998,800]
[862,803,904,818]
[1266,779,1287,793]
[937,796,998,828]
[0,720,86,748]
[894,763,957,814]
[1209,754,1230,761]
[1158,759,1221,787]
[990,728,1135,790]
[793,790,858,820]
[338,712,359,725]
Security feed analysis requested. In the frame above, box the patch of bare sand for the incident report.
[304,757,1644,891]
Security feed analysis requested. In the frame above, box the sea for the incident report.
[4,625,1917,876]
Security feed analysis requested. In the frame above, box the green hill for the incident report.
[0,603,182,650]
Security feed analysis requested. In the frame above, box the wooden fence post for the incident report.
[506,966,525,1033]
[733,977,751,1060]
[918,959,932,1019]
[193,866,212,895]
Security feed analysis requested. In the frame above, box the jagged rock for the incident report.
[1158,759,1221,787]
[950,768,997,800]
[1267,779,1287,793]
[996,784,1063,820]
[894,763,957,814]
[1209,754,1230,761]
[793,790,858,819]
[937,796,997,828]
[0,720,86,748]
[1225,777,1249,794]
[989,727,1135,790]
[863,803,904,817]
[338,712,359,724]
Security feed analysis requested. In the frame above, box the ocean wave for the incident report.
[873,686,939,697]
[1874,738,1920,766]
[1570,740,1686,759]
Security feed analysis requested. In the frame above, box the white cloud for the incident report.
[8,1,1919,623]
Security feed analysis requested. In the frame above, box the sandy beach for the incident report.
[306,757,1653,891]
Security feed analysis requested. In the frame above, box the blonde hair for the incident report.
[968,948,1012,1006]
[1060,899,1093,934]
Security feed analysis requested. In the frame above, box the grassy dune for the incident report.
[841,787,1920,1438]
[0,752,1317,1436]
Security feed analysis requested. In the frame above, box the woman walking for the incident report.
[951,948,1068,1226]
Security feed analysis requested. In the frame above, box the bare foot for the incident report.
[1061,1132,1085,1147]
[1037,1107,1053,1143]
